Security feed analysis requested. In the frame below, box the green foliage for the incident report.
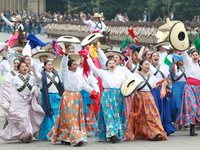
[61,0,200,21]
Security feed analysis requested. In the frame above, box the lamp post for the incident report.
[38,0,40,15]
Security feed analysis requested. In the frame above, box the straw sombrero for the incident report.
[158,18,184,32]
[57,36,81,44]
[151,40,169,48]
[120,46,129,52]
[99,43,113,51]
[11,45,24,51]
[92,13,100,18]
[104,51,125,60]
[0,43,8,57]
[121,78,144,97]
[32,50,55,59]
[12,15,23,22]
[169,22,189,51]
[41,44,53,51]
[52,54,81,72]
[81,33,104,47]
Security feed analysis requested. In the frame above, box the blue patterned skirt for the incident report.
[39,93,61,140]
[169,82,186,122]
[95,88,126,141]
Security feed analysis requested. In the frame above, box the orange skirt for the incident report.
[47,91,87,146]
[125,91,167,140]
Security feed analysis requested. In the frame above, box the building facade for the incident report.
[0,0,65,14]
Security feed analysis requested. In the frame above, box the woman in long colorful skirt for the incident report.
[33,60,64,140]
[148,52,176,135]
[125,60,167,141]
[47,44,99,146]
[0,62,45,143]
[176,50,200,136]
[86,51,127,143]
[168,54,186,123]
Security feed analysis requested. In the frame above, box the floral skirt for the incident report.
[95,88,126,141]
[125,91,167,141]
[79,90,97,132]
[47,91,87,146]
[176,84,200,126]
[125,94,134,123]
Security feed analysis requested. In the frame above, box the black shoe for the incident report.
[110,135,117,143]
[154,135,162,141]
[190,124,198,136]
[76,140,84,146]
[24,136,32,143]
[61,140,71,145]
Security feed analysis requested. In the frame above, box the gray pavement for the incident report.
[0,32,200,150]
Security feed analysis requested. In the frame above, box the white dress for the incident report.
[0,74,45,142]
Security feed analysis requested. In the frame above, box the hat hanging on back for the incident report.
[121,78,144,97]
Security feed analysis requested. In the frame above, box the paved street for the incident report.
[0,32,200,150]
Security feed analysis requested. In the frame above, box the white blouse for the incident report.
[97,48,134,78]
[183,51,200,80]
[77,67,100,93]
[0,60,10,76]
[34,71,60,94]
[149,64,169,81]
[5,70,19,79]
[61,55,93,93]
[132,73,157,91]
[171,65,187,82]
[11,74,38,96]
[87,58,126,89]
[158,51,168,65]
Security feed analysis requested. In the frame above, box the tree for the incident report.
[162,0,180,15]
[92,0,101,13]
[147,0,158,22]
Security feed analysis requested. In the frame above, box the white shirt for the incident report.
[11,74,37,96]
[2,16,24,31]
[183,51,200,80]
[158,51,168,65]
[33,61,44,73]
[77,67,100,93]
[172,65,187,82]
[83,19,106,33]
[97,48,133,78]
[61,55,93,93]
[87,58,126,89]
[132,73,157,91]
[149,64,169,81]
[34,71,60,94]
[5,70,19,78]
[0,60,10,76]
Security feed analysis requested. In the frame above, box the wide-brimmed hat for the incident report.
[52,54,81,72]
[11,45,24,51]
[169,22,189,51]
[0,43,8,56]
[104,51,125,60]
[92,13,100,18]
[32,50,55,59]
[99,43,113,51]
[57,36,81,44]
[120,78,144,97]
[81,33,104,47]
[120,46,129,52]
[41,44,53,51]
[151,39,169,48]
[12,15,23,22]
[158,18,184,32]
